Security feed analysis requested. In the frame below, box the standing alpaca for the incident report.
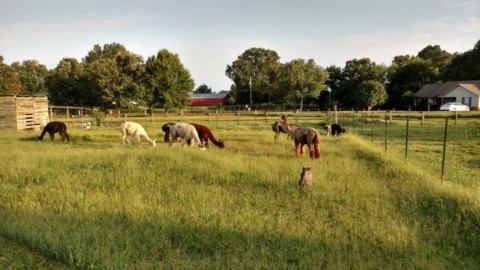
[168,123,205,149]
[285,126,321,159]
[120,121,156,147]
[37,121,70,142]
[162,122,224,148]
[272,121,296,140]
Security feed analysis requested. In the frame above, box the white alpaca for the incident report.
[120,121,156,147]
[81,122,91,131]
[169,123,205,149]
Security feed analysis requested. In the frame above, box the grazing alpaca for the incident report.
[120,121,156,147]
[162,122,224,148]
[168,123,205,149]
[331,124,346,136]
[81,122,91,131]
[37,121,70,142]
[285,126,321,159]
[272,121,296,140]
[324,124,332,136]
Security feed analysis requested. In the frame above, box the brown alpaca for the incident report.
[162,122,224,148]
[37,121,70,142]
[286,126,321,159]
[272,121,296,140]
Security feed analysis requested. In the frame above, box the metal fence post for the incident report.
[441,118,449,180]
[405,116,410,159]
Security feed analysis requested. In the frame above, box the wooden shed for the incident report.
[0,95,49,130]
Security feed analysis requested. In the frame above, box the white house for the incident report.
[414,80,480,109]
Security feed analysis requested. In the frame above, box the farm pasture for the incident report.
[0,117,479,269]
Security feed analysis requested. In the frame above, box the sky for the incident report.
[1,0,479,92]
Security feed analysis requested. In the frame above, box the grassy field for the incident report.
[0,118,479,269]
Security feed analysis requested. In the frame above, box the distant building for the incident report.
[190,93,230,107]
[414,80,480,109]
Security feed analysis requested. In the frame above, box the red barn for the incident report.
[190,93,230,107]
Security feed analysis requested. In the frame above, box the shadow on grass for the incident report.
[0,210,460,269]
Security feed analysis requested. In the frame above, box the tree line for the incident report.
[1,40,479,111]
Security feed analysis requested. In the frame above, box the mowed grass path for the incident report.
[0,124,479,269]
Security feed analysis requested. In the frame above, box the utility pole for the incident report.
[249,76,253,105]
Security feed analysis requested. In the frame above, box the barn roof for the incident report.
[415,80,480,97]
[191,93,229,99]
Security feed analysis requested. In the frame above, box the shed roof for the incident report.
[415,80,480,97]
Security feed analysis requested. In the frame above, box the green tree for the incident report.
[225,47,280,104]
[443,40,480,80]
[0,56,18,94]
[324,65,343,108]
[45,58,97,106]
[11,60,48,96]
[145,49,195,111]
[386,57,439,109]
[336,58,387,109]
[417,45,453,74]
[357,80,387,109]
[279,59,328,111]
[83,43,146,109]
[194,84,212,94]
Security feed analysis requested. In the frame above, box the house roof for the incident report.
[415,80,480,97]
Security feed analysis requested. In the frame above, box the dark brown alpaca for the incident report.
[37,121,70,142]
[162,122,224,148]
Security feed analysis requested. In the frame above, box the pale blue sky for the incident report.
[1,0,479,91]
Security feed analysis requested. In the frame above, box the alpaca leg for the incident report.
[169,135,178,146]
[136,135,141,145]
[49,132,54,142]
[308,144,314,159]
[60,132,66,142]
[295,142,302,156]
[300,143,305,155]
[314,143,320,158]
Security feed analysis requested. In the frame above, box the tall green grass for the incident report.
[0,125,479,269]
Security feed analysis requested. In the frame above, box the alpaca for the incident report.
[37,121,70,142]
[324,124,332,136]
[285,126,321,159]
[120,121,156,147]
[162,122,224,148]
[331,124,346,136]
[168,123,205,149]
[81,122,91,131]
[272,121,296,140]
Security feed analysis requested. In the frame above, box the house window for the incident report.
[462,97,465,104]
[469,97,472,106]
